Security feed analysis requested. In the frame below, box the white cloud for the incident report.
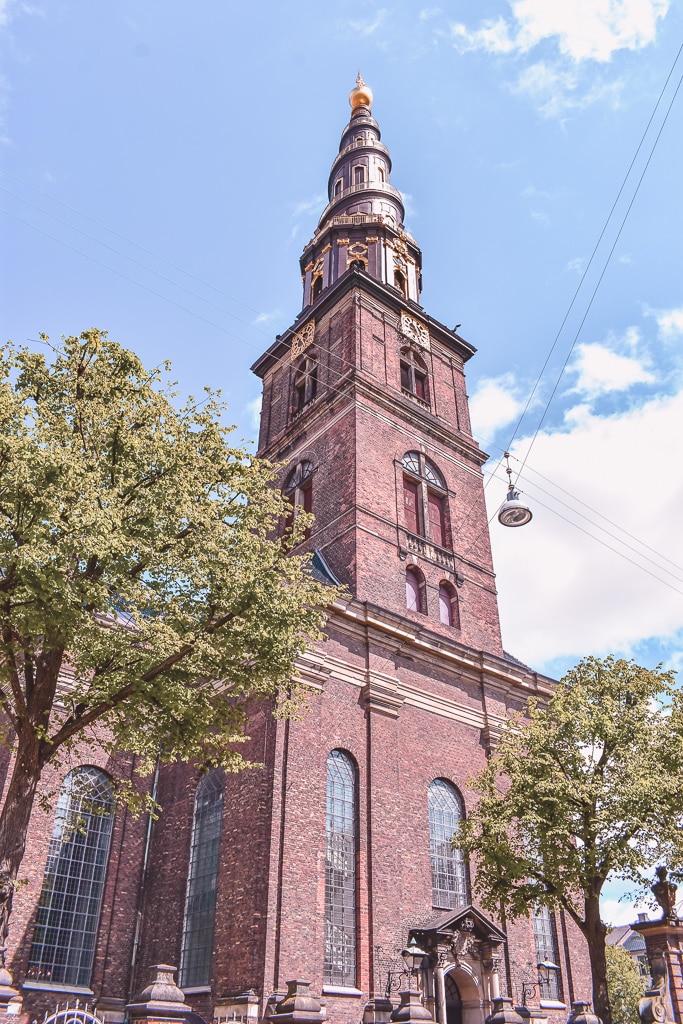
[569,340,654,397]
[488,387,683,669]
[449,0,668,62]
[656,306,683,341]
[512,61,624,118]
[292,193,326,219]
[342,9,388,35]
[566,256,586,274]
[601,897,648,927]
[530,209,550,226]
[252,309,282,329]
[469,374,526,440]
[246,395,262,433]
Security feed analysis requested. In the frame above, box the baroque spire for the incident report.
[299,77,422,309]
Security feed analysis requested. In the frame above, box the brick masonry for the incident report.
[1,110,593,1024]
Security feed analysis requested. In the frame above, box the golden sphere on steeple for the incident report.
[349,72,373,111]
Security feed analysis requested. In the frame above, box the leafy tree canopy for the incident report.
[0,330,333,888]
[457,655,683,1024]
[606,943,644,1024]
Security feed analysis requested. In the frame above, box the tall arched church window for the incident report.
[401,451,449,549]
[532,906,563,1001]
[293,354,318,413]
[394,268,407,297]
[377,166,385,183]
[179,768,225,988]
[27,766,115,986]
[324,750,357,987]
[400,347,430,405]
[428,779,469,909]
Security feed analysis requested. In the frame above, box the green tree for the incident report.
[0,329,332,948]
[605,943,644,1024]
[457,656,683,1024]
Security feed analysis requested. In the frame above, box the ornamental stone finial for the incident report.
[652,866,679,924]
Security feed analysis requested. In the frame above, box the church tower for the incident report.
[253,76,503,655]
[3,78,588,1024]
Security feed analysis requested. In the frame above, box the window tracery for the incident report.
[179,768,225,988]
[324,750,357,986]
[401,451,449,549]
[400,347,430,405]
[293,354,318,413]
[27,766,115,987]
[428,779,469,910]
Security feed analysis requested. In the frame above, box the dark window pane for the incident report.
[179,769,225,988]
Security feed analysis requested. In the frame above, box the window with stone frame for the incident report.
[179,768,225,989]
[27,766,115,987]
[532,906,563,1002]
[428,779,469,910]
[438,581,459,628]
[400,347,430,405]
[293,354,318,412]
[324,750,357,987]
[401,451,449,549]
[283,460,314,539]
[406,565,427,614]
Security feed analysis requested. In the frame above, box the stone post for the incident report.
[362,997,394,1024]
[126,964,194,1024]
[565,1002,601,1024]
[633,868,683,1023]
[389,989,433,1023]
[0,950,20,1017]
[266,980,326,1024]
[485,997,525,1024]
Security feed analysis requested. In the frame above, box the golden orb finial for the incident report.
[349,72,373,111]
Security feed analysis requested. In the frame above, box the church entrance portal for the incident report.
[445,972,463,1024]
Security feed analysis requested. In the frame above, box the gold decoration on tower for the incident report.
[349,72,373,111]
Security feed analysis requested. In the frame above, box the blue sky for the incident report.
[1,0,682,922]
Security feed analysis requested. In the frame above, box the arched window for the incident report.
[406,566,426,614]
[324,750,357,986]
[179,768,225,988]
[532,906,563,1001]
[439,582,459,628]
[311,274,323,303]
[400,347,430,405]
[402,451,449,549]
[353,165,365,185]
[293,354,318,412]
[27,766,115,986]
[394,268,407,297]
[283,460,314,540]
[334,178,343,196]
[377,166,385,183]
[428,779,469,909]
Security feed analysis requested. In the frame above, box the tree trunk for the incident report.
[585,893,611,1024]
[0,726,45,960]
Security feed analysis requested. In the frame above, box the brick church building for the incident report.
[2,78,591,1024]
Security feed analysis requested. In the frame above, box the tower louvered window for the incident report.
[428,779,469,910]
[27,766,115,986]
[179,769,225,988]
[324,750,357,986]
